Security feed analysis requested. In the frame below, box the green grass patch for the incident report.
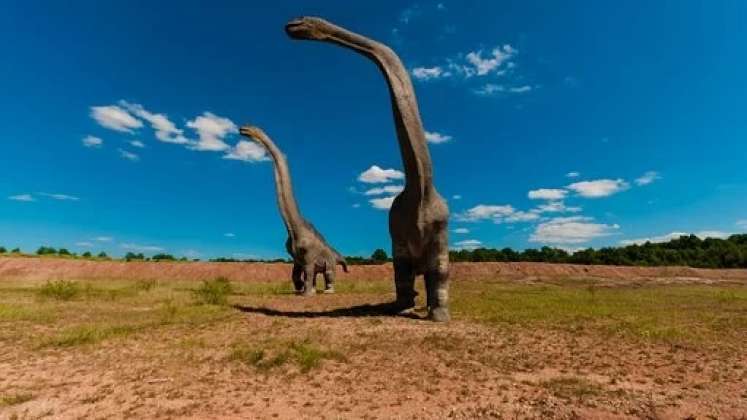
[37,280,80,301]
[193,277,233,305]
[38,324,140,348]
[0,393,33,407]
[540,376,602,400]
[0,303,52,322]
[229,339,346,373]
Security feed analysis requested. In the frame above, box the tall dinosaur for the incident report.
[239,125,348,296]
[285,17,451,321]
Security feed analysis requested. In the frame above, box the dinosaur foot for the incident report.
[428,307,451,322]
[301,288,316,297]
[322,287,335,294]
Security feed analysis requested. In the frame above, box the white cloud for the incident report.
[121,243,164,252]
[452,194,462,200]
[453,239,483,250]
[567,179,629,198]
[369,195,397,210]
[358,165,405,184]
[566,171,580,178]
[224,140,268,162]
[75,242,94,247]
[39,193,79,201]
[465,46,515,76]
[129,140,145,148]
[458,204,515,222]
[90,105,142,133]
[425,131,453,144]
[82,135,103,148]
[453,228,470,234]
[504,211,540,223]
[534,201,582,214]
[118,149,139,161]
[187,112,237,152]
[8,194,34,202]
[528,188,567,200]
[530,216,620,244]
[635,171,661,186]
[412,66,448,81]
[352,203,361,208]
[224,233,236,238]
[509,85,533,93]
[620,231,732,246]
[364,185,404,196]
[738,220,747,229]
[474,84,505,96]
[119,101,190,145]
[94,236,113,242]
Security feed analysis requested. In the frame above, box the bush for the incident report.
[38,280,80,301]
[0,247,6,254]
[36,246,57,255]
[125,252,145,261]
[152,253,176,261]
[58,248,71,256]
[371,248,388,263]
[81,251,92,258]
[97,251,109,259]
[193,277,233,305]
[11,248,20,254]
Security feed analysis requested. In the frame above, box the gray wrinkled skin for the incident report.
[285,17,450,321]
[239,126,348,296]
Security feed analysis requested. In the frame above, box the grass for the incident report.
[229,339,346,373]
[540,376,602,400]
[193,277,233,305]
[37,280,80,300]
[451,282,747,345]
[0,393,33,407]
[38,324,140,348]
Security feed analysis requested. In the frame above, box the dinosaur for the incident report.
[285,17,451,321]
[239,125,348,296]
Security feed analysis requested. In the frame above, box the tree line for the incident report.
[3,235,747,268]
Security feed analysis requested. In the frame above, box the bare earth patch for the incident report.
[1,260,746,419]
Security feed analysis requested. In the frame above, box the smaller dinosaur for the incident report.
[239,125,348,295]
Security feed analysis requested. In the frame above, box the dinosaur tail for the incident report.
[337,255,349,273]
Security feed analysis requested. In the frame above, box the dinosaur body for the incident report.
[285,17,450,321]
[239,126,348,295]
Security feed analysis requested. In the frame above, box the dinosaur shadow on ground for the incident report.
[232,302,424,320]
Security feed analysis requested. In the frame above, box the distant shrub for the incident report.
[11,248,20,254]
[38,280,80,301]
[193,277,233,305]
[36,246,57,255]
[81,251,92,258]
[97,251,109,259]
[152,253,176,261]
[0,247,6,254]
[371,248,388,264]
[58,248,71,256]
[125,252,145,261]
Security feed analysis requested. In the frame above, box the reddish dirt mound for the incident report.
[2,256,747,285]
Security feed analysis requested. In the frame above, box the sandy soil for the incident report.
[3,256,747,285]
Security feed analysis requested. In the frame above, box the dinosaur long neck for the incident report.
[316,25,433,196]
[253,131,304,234]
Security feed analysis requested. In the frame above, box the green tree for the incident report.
[11,248,20,253]
[371,248,388,263]
[58,248,71,256]
[0,246,6,254]
[82,251,92,258]
[97,251,108,258]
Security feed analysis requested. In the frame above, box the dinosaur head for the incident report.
[285,17,333,41]
[239,125,263,141]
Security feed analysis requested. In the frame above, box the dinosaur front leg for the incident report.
[292,263,305,293]
[302,264,316,297]
[322,268,335,294]
[392,243,416,312]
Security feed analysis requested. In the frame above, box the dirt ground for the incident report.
[1,258,747,419]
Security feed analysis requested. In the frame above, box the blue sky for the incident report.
[2,1,746,258]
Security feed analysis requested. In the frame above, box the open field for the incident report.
[1,258,747,419]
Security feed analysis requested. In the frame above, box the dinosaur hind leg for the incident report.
[323,268,335,294]
[425,235,450,322]
[302,264,316,297]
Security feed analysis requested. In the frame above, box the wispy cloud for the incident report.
[566,171,580,178]
[534,201,582,214]
[82,135,103,148]
[8,194,34,202]
[121,243,164,252]
[457,204,516,222]
[738,220,747,229]
[224,233,236,238]
[223,140,268,162]
[453,239,483,250]
[619,230,731,246]
[187,112,237,152]
[39,193,79,201]
[530,216,619,244]
[358,165,405,184]
[94,236,113,242]
[635,171,661,186]
[119,101,189,145]
[90,105,142,133]
[364,185,405,196]
[452,194,462,200]
[567,179,629,198]
[412,44,518,82]
[528,188,567,200]
[453,228,470,234]
[129,140,145,148]
[369,195,397,210]
[412,66,446,81]
[118,149,139,162]
[425,131,453,144]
